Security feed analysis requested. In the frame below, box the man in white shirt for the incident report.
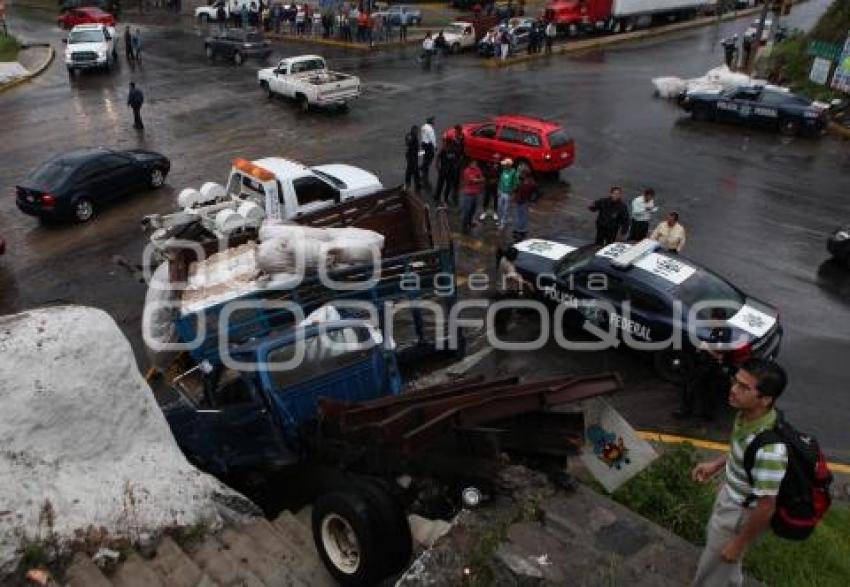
[420,115,437,185]
[629,187,658,241]
[421,32,434,69]
[651,211,686,253]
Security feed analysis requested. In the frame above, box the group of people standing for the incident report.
[588,186,686,253]
[404,118,537,241]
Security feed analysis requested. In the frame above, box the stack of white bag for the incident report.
[652,65,774,99]
[256,221,385,275]
[181,243,262,312]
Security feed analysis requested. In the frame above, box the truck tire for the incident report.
[350,478,412,577]
[261,81,273,99]
[451,42,460,54]
[312,491,385,586]
[205,45,215,61]
[297,94,310,112]
[233,51,244,66]
[200,13,209,24]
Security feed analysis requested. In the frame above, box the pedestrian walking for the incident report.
[420,116,436,185]
[124,25,134,62]
[691,359,789,587]
[722,35,739,69]
[434,138,462,205]
[479,153,501,222]
[421,32,434,69]
[545,20,556,54]
[399,9,408,41]
[434,31,447,67]
[742,36,752,70]
[499,28,510,61]
[131,28,142,63]
[650,211,686,253]
[674,308,731,421]
[496,159,519,230]
[589,186,629,246]
[628,188,658,241]
[461,160,484,233]
[513,169,536,241]
[217,3,227,31]
[127,81,145,130]
[404,125,421,193]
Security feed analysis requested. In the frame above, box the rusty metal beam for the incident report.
[400,374,621,452]
[322,376,522,430]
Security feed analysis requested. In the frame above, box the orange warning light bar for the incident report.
[232,158,276,182]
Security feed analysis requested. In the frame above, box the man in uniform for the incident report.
[589,186,629,246]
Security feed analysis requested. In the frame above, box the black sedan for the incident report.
[827,226,850,268]
[678,85,829,136]
[205,29,271,65]
[16,148,170,223]
[509,238,783,382]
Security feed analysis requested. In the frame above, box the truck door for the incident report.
[291,176,340,216]
[205,367,294,471]
[272,63,288,95]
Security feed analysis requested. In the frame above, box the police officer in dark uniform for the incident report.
[674,309,732,421]
[589,186,629,246]
[434,137,462,205]
[721,35,738,69]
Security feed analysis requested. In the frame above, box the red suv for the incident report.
[445,115,575,173]
[58,7,116,29]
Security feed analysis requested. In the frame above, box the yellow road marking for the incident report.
[637,431,850,474]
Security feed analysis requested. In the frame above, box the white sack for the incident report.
[0,306,257,573]
[652,76,687,98]
[256,238,296,274]
[199,181,226,204]
[178,188,202,209]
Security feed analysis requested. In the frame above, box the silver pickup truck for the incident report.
[257,54,361,112]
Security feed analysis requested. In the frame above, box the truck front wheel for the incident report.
[312,491,385,586]
[297,94,310,112]
[261,81,273,99]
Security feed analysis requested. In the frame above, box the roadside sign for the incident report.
[810,57,832,86]
[831,32,850,93]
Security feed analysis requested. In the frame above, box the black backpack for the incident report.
[743,412,833,540]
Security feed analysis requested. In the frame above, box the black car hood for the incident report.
[125,149,167,163]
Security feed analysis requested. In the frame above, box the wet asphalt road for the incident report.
[1,0,848,458]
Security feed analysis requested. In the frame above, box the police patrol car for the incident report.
[510,238,783,382]
[678,85,829,137]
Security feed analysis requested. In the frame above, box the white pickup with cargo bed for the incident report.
[257,55,361,111]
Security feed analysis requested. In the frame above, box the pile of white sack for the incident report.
[652,64,779,99]
[166,221,385,315]
[0,306,258,574]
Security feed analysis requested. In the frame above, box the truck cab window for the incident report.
[293,176,339,206]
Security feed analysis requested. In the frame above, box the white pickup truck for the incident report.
[142,157,383,240]
[441,22,477,53]
[257,55,361,112]
[64,23,117,74]
[195,0,250,22]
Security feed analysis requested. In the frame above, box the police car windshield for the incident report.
[555,245,597,277]
[676,272,745,318]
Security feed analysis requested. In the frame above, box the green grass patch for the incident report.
[602,444,850,587]
[0,35,20,62]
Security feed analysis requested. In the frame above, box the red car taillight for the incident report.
[41,194,56,208]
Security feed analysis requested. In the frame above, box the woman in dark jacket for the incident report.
[404,125,421,193]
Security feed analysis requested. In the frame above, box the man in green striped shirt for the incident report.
[691,359,789,587]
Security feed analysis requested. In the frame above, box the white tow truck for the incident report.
[142,157,383,241]
[195,0,251,23]
[257,55,361,112]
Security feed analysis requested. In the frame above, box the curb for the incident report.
[0,44,55,94]
[637,430,850,473]
[827,121,850,139]
[484,6,764,69]
[265,32,420,52]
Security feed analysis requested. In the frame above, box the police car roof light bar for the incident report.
[611,239,659,269]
